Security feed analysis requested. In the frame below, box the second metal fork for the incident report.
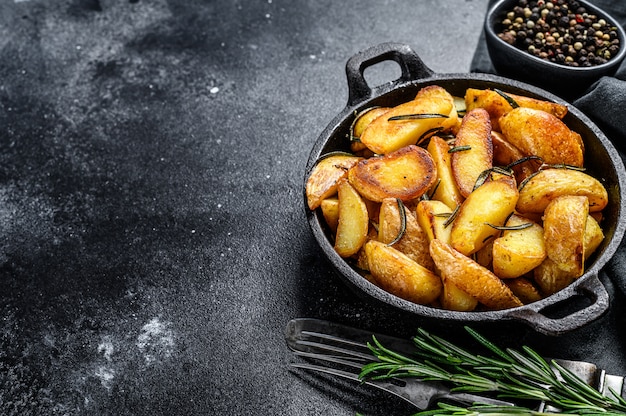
[285,318,514,410]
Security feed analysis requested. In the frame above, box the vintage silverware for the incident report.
[286,318,625,409]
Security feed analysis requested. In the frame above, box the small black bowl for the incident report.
[485,0,626,100]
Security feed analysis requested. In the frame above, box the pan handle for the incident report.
[345,42,434,107]
[507,273,609,336]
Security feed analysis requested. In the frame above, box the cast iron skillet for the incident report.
[304,42,626,336]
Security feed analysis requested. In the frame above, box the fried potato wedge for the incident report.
[348,145,437,203]
[359,85,459,154]
[465,88,567,131]
[492,215,546,279]
[517,168,608,213]
[415,199,453,244]
[350,107,391,153]
[440,277,478,312]
[306,154,363,210]
[335,180,369,258]
[430,239,523,310]
[584,215,604,260]
[499,107,584,167]
[504,278,542,304]
[365,240,442,305]
[491,131,536,184]
[378,198,434,270]
[533,257,578,296]
[543,195,588,275]
[450,175,519,256]
[320,197,339,234]
[451,108,493,198]
[427,136,464,209]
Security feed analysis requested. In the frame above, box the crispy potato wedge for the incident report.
[335,180,369,258]
[543,195,588,275]
[450,175,519,256]
[440,277,478,312]
[415,200,453,244]
[492,215,546,279]
[378,198,434,270]
[427,136,464,209]
[491,131,536,184]
[348,145,437,203]
[474,238,494,269]
[499,107,584,167]
[504,278,542,304]
[465,88,567,131]
[451,108,493,198]
[306,154,363,210]
[533,257,578,296]
[430,239,523,310]
[359,85,459,154]
[584,215,604,260]
[365,240,442,305]
[350,107,391,153]
[320,197,339,234]
[517,168,608,213]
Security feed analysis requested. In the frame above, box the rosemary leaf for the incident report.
[388,113,449,121]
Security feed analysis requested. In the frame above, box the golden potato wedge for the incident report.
[533,257,578,296]
[429,239,523,310]
[348,145,437,203]
[543,195,588,275]
[499,107,584,167]
[440,277,478,312]
[359,85,459,154]
[415,200,453,244]
[320,197,339,233]
[491,131,536,184]
[474,238,494,269]
[335,180,369,258]
[350,107,391,153]
[365,240,442,305]
[355,227,378,272]
[517,168,608,213]
[584,214,604,260]
[450,175,519,256]
[465,88,567,131]
[504,278,542,304]
[492,215,546,279]
[306,154,363,210]
[427,136,464,209]
[378,198,434,270]
[451,108,493,198]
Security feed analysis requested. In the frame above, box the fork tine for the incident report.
[290,334,374,361]
[291,350,367,370]
[290,362,427,408]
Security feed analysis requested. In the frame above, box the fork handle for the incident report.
[442,392,514,408]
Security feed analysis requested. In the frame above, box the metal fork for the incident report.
[285,318,515,410]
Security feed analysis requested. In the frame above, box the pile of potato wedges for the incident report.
[305,86,608,311]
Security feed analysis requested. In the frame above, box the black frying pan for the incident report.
[304,42,626,336]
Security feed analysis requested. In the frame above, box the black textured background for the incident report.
[0,1,624,415]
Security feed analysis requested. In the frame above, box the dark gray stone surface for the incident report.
[0,1,624,415]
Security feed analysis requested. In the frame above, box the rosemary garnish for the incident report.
[387,198,407,246]
[448,145,472,153]
[486,222,533,231]
[495,89,520,109]
[349,106,382,141]
[317,150,356,161]
[360,326,626,415]
[388,113,449,121]
[443,204,460,228]
[417,127,444,146]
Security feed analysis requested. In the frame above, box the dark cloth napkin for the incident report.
[471,0,626,296]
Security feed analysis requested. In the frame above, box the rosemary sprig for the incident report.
[359,326,626,415]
